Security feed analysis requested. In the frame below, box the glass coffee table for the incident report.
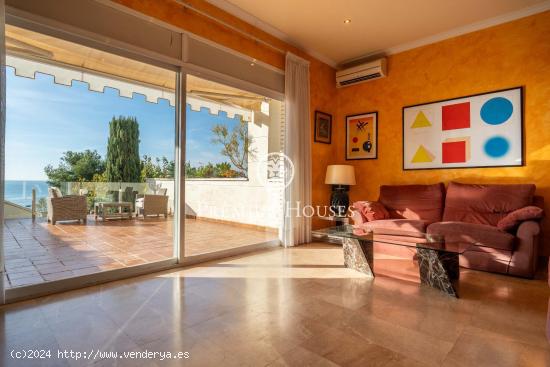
[313,225,475,297]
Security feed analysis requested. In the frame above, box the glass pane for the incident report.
[3,25,177,288]
[184,74,283,256]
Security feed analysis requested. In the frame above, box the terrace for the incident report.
[3,216,277,288]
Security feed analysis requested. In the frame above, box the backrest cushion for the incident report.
[354,201,390,222]
[443,182,536,226]
[379,183,445,223]
[497,206,544,231]
[49,187,62,198]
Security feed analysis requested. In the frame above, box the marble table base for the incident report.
[416,247,460,297]
[341,237,460,297]
[343,238,374,277]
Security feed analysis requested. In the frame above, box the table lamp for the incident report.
[325,165,356,217]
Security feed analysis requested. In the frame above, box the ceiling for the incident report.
[209,0,550,66]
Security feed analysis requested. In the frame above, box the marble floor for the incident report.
[1,242,549,366]
[3,217,277,288]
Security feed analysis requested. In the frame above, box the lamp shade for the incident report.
[325,165,356,185]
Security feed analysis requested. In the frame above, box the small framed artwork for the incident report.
[346,112,378,160]
[314,111,332,144]
[402,86,523,170]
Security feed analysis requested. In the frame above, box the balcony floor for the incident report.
[3,216,278,288]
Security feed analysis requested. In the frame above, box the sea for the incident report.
[4,180,49,208]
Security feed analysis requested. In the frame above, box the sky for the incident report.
[5,68,241,180]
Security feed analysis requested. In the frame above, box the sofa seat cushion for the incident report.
[427,221,515,251]
[379,183,445,224]
[359,219,427,238]
[443,182,535,226]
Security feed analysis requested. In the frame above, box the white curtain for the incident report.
[282,52,311,246]
[0,0,5,304]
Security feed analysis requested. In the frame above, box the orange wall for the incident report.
[115,1,550,248]
[113,0,338,229]
[334,12,550,252]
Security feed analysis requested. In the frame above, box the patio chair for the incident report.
[135,194,168,219]
[121,186,139,210]
[47,187,87,225]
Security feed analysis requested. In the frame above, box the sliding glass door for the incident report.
[183,74,283,258]
[1,19,285,300]
[3,24,179,291]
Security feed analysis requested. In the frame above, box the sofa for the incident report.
[351,182,544,278]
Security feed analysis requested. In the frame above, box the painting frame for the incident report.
[402,86,524,171]
[314,110,332,144]
[345,111,378,160]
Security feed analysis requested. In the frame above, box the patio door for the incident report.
[182,74,283,260]
[2,24,181,299]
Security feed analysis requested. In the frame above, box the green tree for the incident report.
[214,162,239,178]
[44,150,105,188]
[141,155,175,181]
[105,116,141,182]
[185,161,198,178]
[184,161,239,178]
[211,118,255,177]
[157,156,175,178]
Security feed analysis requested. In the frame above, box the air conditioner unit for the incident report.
[336,58,387,88]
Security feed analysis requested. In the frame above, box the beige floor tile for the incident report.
[443,326,550,367]
[1,242,549,367]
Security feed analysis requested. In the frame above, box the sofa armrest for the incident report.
[350,205,365,226]
[509,220,541,278]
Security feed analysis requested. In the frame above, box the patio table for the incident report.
[94,201,133,221]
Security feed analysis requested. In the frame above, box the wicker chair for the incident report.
[47,187,87,225]
[135,194,168,219]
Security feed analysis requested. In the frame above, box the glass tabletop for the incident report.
[312,225,476,254]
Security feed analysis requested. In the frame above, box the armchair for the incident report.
[47,187,87,225]
[135,194,168,218]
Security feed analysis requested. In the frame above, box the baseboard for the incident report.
[185,215,278,233]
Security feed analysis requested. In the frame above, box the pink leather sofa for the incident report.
[352,182,544,278]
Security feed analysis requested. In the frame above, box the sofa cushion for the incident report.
[48,187,63,198]
[497,206,544,231]
[443,182,535,226]
[379,183,445,223]
[427,221,515,251]
[353,201,390,222]
[360,219,427,238]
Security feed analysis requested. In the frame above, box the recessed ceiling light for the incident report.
[344,19,351,24]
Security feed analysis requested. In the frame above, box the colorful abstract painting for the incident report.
[346,112,378,160]
[403,87,522,170]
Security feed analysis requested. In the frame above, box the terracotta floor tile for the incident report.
[42,271,74,281]
[4,217,277,288]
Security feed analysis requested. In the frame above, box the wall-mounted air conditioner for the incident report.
[336,58,387,88]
